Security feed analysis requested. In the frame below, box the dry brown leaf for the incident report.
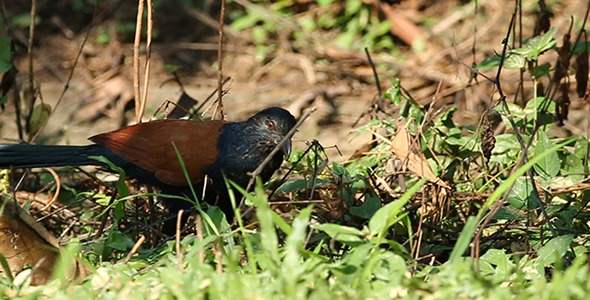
[391,124,450,189]
[381,3,426,48]
[0,197,88,285]
[575,45,589,98]
[481,112,496,165]
[0,199,58,285]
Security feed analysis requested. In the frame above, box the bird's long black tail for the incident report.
[0,144,113,169]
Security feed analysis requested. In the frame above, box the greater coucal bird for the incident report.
[0,107,296,224]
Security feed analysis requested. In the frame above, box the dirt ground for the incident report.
[1,0,588,162]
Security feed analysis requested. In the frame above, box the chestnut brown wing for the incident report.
[89,119,225,186]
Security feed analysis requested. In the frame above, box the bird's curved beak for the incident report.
[282,139,292,159]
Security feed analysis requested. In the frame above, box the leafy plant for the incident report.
[229,0,396,59]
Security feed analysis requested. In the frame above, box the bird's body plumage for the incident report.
[0,107,296,223]
[90,119,225,186]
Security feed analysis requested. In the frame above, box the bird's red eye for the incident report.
[267,120,275,130]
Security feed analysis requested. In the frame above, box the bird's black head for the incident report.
[247,107,296,157]
[214,107,296,187]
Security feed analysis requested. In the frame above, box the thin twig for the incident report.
[364,48,382,97]
[133,0,145,123]
[137,0,153,122]
[27,0,36,131]
[176,209,183,270]
[216,0,227,119]
[196,214,204,264]
[215,240,223,274]
[123,234,146,263]
[40,167,60,211]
